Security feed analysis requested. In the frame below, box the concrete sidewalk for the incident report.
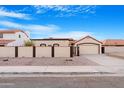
[0,66,123,74]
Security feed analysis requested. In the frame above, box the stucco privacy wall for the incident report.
[54,47,70,57]
[36,47,51,57]
[0,47,15,57]
[18,47,33,57]
[105,46,124,53]
[0,47,72,57]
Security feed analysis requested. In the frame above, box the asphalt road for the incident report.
[0,76,124,88]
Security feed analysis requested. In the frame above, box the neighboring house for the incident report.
[31,38,74,47]
[102,39,124,53]
[0,30,30,46]
[75,36,102,55]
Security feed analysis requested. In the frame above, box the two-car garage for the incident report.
[75,36,102,55]
[79,43,99,54]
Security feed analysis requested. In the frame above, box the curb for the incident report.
[0,72,115,75]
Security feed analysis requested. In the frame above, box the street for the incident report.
[0,76,124,88]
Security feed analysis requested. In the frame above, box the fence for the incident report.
[18,47,33,57]
[104,46,124,53]
[36,47,51,57]
[0,47,15,57]
[54,47,71,57]
[0,46,73,57]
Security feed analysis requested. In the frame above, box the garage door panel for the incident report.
[79,44,99,54]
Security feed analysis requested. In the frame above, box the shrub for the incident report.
[24,40,34,46]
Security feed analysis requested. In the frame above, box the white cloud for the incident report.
[33,5,96,17]
[0,21,59,34]
[50,31,93,40]
[0,21,22,28]
[0,7,31,20]
[26,24,59,33]
[0,20,93,39]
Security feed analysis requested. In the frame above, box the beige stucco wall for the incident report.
[18,47,33,57]
[0,47,15,57]
[36,47,51,57]
[105,46,124,53]
[54,47,70,57]
[32,40,70,46]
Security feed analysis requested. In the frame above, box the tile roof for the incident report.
[0,30,21,33]
[0,39,15,45]
[102,39,124,46]
[31,38,74,41]
[0,29,29,37]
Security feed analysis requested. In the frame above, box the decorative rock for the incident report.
[3,59,9,61]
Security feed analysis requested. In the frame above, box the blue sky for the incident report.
[0,5,123,40]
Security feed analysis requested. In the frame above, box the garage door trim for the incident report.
[77,43,100,54]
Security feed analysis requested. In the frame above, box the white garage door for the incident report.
[79,44,99,54]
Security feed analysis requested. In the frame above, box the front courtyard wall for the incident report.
[0,47,15,57]
[18,47,33,57]
[0,46,71,57]
[54,47,70,57]
[36,47,51,57]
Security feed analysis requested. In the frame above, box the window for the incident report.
[53,43,59,47]
[19,34,21,38]
[0,34,3,38]
[40,43,46,47]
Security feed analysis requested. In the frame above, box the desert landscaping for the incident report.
[0,56,99,66]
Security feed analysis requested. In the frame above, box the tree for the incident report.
[24,40,34,46]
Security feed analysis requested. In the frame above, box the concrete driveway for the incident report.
[82,54,124,74]
[83,54,124,66]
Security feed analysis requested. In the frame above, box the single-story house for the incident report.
[31,36,102,55]
[31,38,74,47]
[75,36,102,55]
[102,39,124,53]
[0,30,30,46]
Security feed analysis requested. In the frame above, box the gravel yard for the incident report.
[0,56,99,66]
